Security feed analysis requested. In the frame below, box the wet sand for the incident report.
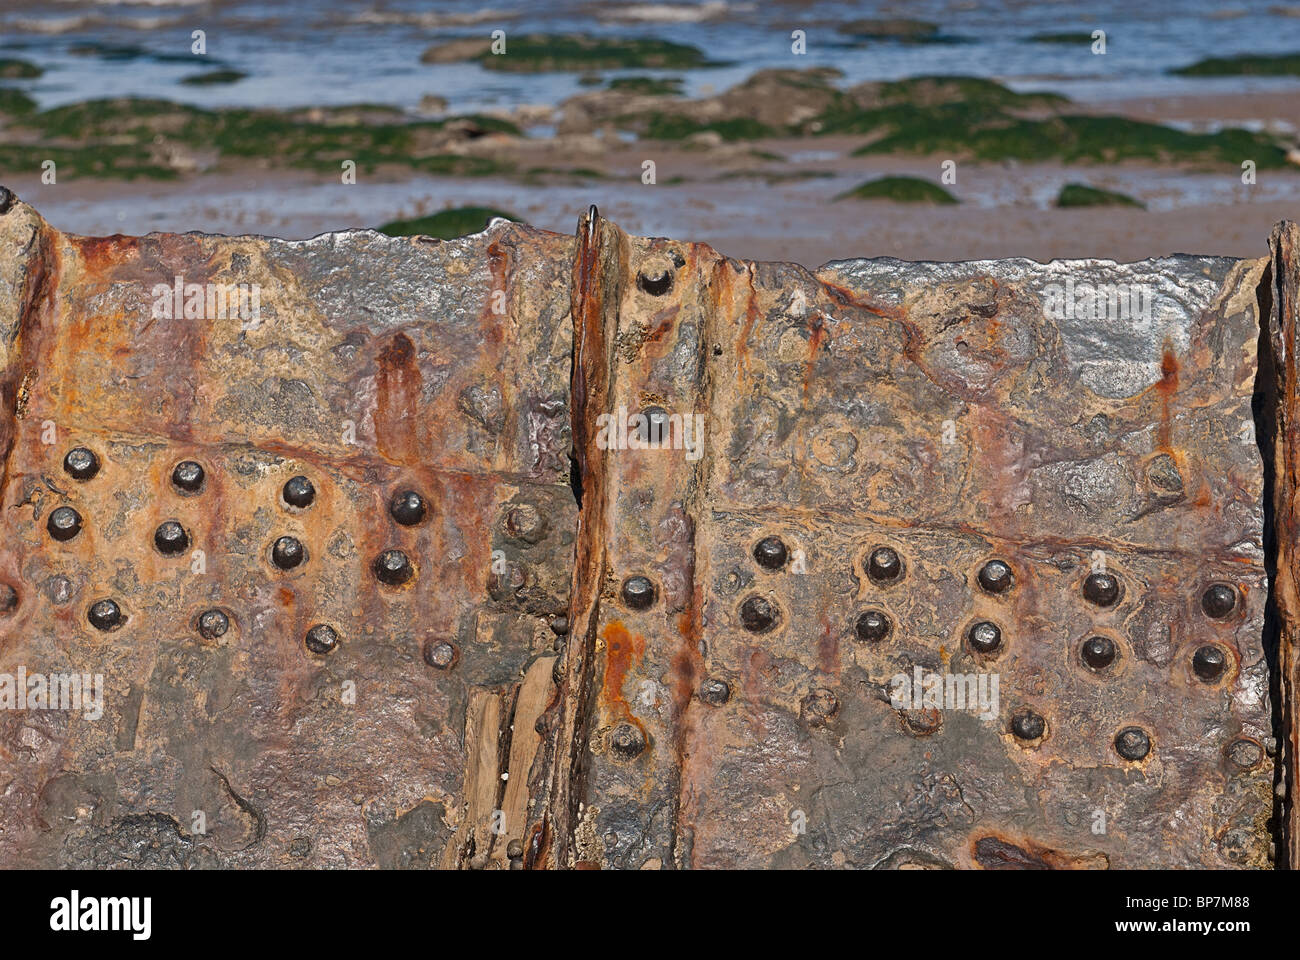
[5,91,1298,267]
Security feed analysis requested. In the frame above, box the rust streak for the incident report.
[374,331,422,463]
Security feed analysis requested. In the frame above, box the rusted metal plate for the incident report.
[0,186,1290,869]
[566,211,1275,869]
[0,195,575,867]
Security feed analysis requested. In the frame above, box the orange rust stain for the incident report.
[736,281,759,373]
[601,620,645,718]
[670,643,697,718]
[1156,342,1179,450]
[673,610,701,711]
[278,587,294,608]
[71,234,140,278]
[374,331,422,463]
[818,279,907,321]
[1158,345,1180,393]
[643,308,679,348]
[802,312,825,398]
[668,575,707,771]
[977,316,1011,373]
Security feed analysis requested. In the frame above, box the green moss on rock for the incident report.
[1172,53,1300,76]
[845,109,1288,167]
[0,58,42,79]
[180,69,248,85]
[607,75,684,96]
[835,176,958,203]
[422,34,720,73]
[1055,183,1145,208]
[9,97,518,178]
[0,88,37,116]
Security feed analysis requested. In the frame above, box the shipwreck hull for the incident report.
[0,187,1293,869]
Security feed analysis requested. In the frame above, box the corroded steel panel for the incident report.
[0,196,575,868]
[565,211,1275,869]
[689,251,1271,868]
[0,186,1291,869]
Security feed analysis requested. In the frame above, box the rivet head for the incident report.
[1192,644,1227,682]
[549,615,570,636]
[902,708,942,736]
[621,575,657,610]
[505,503,546,542]
[282,475,315,508]
[738,595,779,633]
[610,722,647,757]
[271,535,305,570]
[389,490,427,526]
[197,609,229,640]
[636,268,673,297]
[63,447,100,481]
[977,559,1014,595]
[867,546,903,584]
[423,639,458,669]
[855,609,891,643]
[154,520,189,556]
[1080,636,1117,671]
[487,561,527,601]
[373,549,414,586]
[1146,453,1184,493]
[0,584,17,613]
[47,506,83,542]
[636,406,670,445]
[1201,583,1237,619]
[800,687,839,726]
[506,839,524,861]
[304,624,338,654]
[1010,709,1046,741]
[699,677,731,705]
[42,576,71,605]
[1082,572,1121,607]
[753,536,789,571]
[88,599,123,632]
[172,460,205,493]
[967,620,1002,654]
[1227,738,1263,769]
[1114,726,1151,761]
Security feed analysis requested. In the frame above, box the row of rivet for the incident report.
[610,688,1158,763]
[54,450,433,653]
[757,538,1240,618]
[621,548,1236,665]
[83,601,461,671]
[612,537,1241,747]
[1005,708,1154,761]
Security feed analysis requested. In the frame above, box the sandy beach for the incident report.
[7,88,1298,267]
